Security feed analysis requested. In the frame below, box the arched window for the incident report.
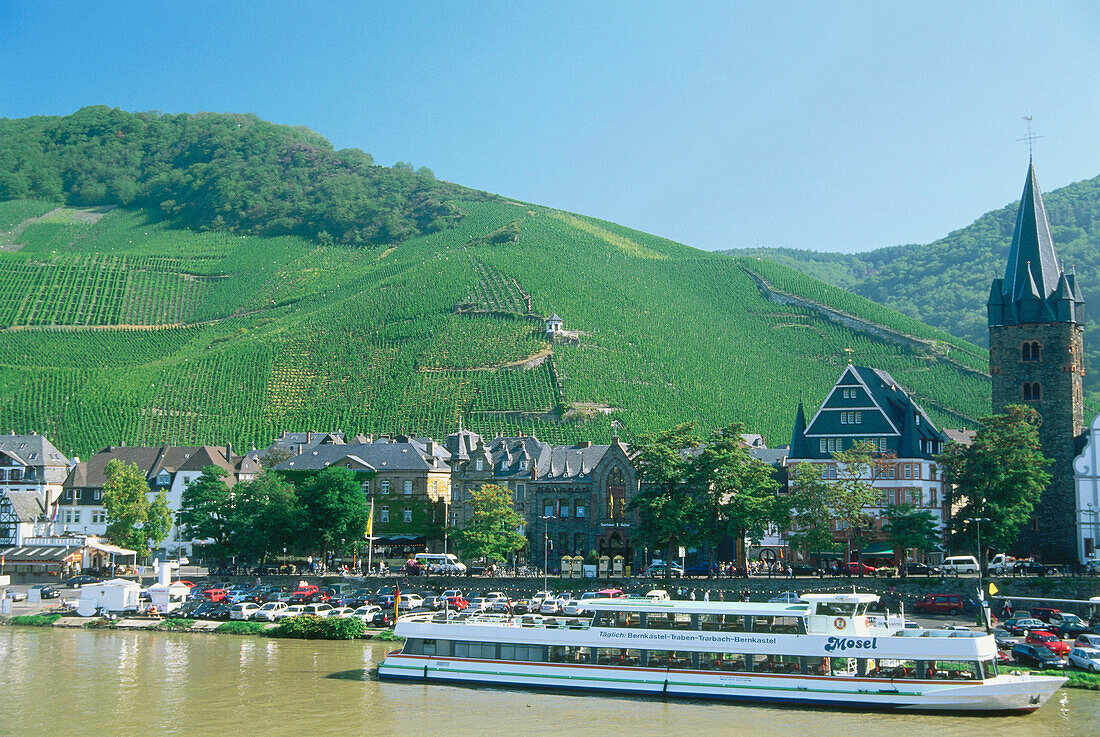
[1023,382,1041,400]
[607,467,625,520]
[1021,341,1041,362]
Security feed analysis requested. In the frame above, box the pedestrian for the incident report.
[689,589,696,601]
[703,590,710,601]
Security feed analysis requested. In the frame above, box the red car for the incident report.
[289,585,328,604]
[1029,607,1062,623]
[913,594,967,616]
[201,588,229,602]
[444,596,468,610]
[1025,630,1072,657]
[846,562,877,575]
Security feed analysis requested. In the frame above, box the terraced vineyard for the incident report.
[0,196,992,457]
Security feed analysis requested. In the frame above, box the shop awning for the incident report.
[861,543,896,556]
[372,534,425,543]
[87,541,138,557]
[0,545,81,563]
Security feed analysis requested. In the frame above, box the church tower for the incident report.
[987,160,1085,563]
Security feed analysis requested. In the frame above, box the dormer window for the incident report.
[156,471,171,486]
[476,458,484,471]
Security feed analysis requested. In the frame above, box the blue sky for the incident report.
[3,1,1099,253]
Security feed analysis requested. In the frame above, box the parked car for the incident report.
[939,555,980,575]
[1029,607,1063,623]
[252,601,289,621]
[230,602,261,620]
[488,596,513,612]
[193,602,232,620]
[1018,562,1060,576]
[903,562,938,576]
[645,562,684,578]
[398,594,425,611]
[339,589,373,608]
[644,589,671,601]
[1025,630,1072,657]
[1049,613,1091,639]
[561,599,585,616]
[289,586,328,605]
[62,575,102,587]
[1074,634,1100,649]
[1069,647,1100,672]
[442,589,463,599]
[351,605,382,623]
[769,592,800,604]
[303,603,335,618]
[1002,616,1046,635]
[539,598,563,615]
[328,607,355,618]
[913,594,968,616]
[791,563,823,576]
[29,584,60,599]
[444,595,468,610]
[1013,642,1069,669]
[466,597,491,613]
[201,588,229,603]
[421,596,446,611]
[273,604,307,620]
[511,599,534,615]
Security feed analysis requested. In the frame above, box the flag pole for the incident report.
[367,496,375,575]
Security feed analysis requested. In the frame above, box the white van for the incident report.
[939,555,979,574]
[413,553,467,574]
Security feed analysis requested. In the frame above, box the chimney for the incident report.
[578,440,591,448]
[425,440,434,455]
[297,443,304,456]
[226,442,233,460]
[120,441,126,447]
[307,431,312,444]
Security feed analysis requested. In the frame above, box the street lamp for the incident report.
[540,515,553,591]
[966,516,990,630]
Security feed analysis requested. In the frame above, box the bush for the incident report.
[266,615,365,640]
[7,613,61,627]
[155,619,194,631]
[1035,670,1100,690]
[214,621,266,635]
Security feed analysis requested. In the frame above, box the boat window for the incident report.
[863,659,917,678]
[815,602,857,616]
[719,614,748,632]
[422,639,437,656]
[595,648,639,665]
[404,638,423,655]
[752,616,806,635]
[500,644,545,662]
[805,657,829,675]
[603,610,641,628]
[749,654,801,673]
[647,612,693,630]
[648,650,696,668]
[927,661,979,680]
[825,657,856,676]
[978,659,998,679]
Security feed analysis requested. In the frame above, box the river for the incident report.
[1,627,1097,737]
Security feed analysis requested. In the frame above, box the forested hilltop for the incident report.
[0,106,484,245]
[0,109,991,457]
[730,172,1100,405]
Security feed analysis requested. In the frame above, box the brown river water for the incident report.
[1,627,1097,737]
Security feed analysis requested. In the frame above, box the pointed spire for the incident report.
[1003,160,1062,302]
[790,400,810,458]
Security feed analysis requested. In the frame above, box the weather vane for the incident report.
[1018,115,1044,158]
[843,347,854,364]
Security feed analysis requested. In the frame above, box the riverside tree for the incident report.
[103,459,172,556]
[939,404,1052,572]
[881,503,943,570]
[230,471,303,563]
[179,466,235,559]
[829,440,894,575]
[630,423,703,577]
[454,484,526,564]
[787,462,838,568]
[690,425,786,572]
[296,467,369,566]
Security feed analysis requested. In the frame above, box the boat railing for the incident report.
[401,612,593,630]
[892,628,985,638]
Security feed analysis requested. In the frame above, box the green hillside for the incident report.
[0,111,992,457]
[730,172,1100,404]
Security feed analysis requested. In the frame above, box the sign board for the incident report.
[0,575,9,586]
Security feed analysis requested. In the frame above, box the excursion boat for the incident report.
[377,592,1065,713]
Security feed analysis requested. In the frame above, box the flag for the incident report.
[988,582,999,597]
[367,498,374,539]
[393,584,401,622]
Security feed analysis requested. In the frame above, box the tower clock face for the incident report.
[1027,411,1044,429]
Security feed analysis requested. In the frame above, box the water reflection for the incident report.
[1,628,1098,737]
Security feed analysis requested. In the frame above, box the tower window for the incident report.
[1022,382,1041,401]
[1021,341,1042,362]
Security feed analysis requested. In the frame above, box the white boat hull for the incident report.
[378,653,1064,713]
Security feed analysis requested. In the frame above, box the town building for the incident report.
[271,435,451,558]
[1074,414,1100,562]
[786,365,949,564]
[987,160,1085,563]
[0,433,72,547]
[60,444,259,557]
[448,431,638,570]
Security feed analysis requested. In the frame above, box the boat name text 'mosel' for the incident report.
[597,631,777,645]
[823,637,879,653]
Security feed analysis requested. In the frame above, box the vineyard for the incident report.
[0,195,992,458]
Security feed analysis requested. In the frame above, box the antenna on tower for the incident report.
[1018,115,1044,158]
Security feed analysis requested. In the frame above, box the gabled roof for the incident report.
[4,490,47,522]
[272,439,448,473]
[0,433,69,467]
[1003,160,1062,303]
[65,446,241,488]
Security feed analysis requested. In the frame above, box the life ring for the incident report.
[833,617,847,630]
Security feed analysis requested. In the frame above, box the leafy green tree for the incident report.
[296,467,369,564]
[102,459,159,556]
[939,405,1052,572]
[146,489,173,554]
[454,484,526,563]
[829,441,894,574]
[690,425,786,571]
[180,466,235,557]
[229,471,302,562]
[881,503,942,570]
[787,462,838,566]
[630,423,703,577]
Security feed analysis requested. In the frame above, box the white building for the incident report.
[1073,414,1100,563]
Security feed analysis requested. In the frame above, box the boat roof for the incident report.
[580,599,810,617]
[799,593,880,604]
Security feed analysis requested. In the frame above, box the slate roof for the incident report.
[65,446,241,488]
[267,432,346,454]
[988,161,1084,326]
[790,365,946,461]
[273,440,449,473]
[0,434,69,468]
[5,490,47,522]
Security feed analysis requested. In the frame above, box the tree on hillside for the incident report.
[102,459,167,557]
[630,424,703,577]
[881,503,943,572]
[180,466,235,558]
[690,425,786,572]
[787,462,838,567]
[939,405,1052,571]
[454,484,526,564]
[829,441,894,575]
[296,467,369,566]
